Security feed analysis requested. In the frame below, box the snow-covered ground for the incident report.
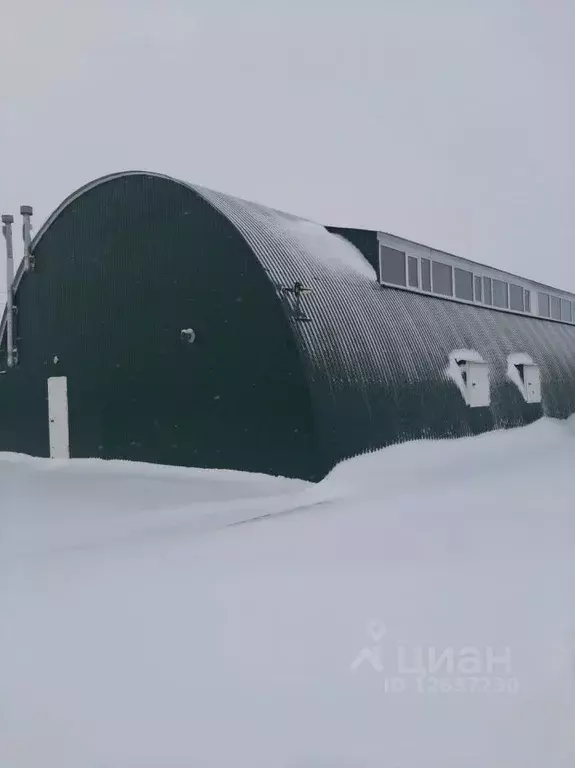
[1,418,575,767]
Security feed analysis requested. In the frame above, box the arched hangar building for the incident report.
[1,171,574,480]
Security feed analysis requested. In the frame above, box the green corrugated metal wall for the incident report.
[2,172,575,480]
[0,175,321,479]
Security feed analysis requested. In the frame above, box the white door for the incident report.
[48,376,70,459]
[466,361,490,408]
[523,364,542,404]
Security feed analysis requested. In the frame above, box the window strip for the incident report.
[377,247,573,322]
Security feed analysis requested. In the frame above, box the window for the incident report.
[509,283,524,312]
[492,279,509,308]
[421,258,432,292]
[408,256,419,288]
[538,292,550,318]
[454,268,473,301]
[474,276,483,302]
[378,242,574,320]
[380,246,406,286]
[432,261,453,296]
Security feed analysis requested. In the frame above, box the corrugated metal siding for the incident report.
[0,175,320,478]
[2,170,575,477]
[192,184,575,467]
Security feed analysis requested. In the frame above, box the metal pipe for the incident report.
[20,205,33,271]
[2,214,15,367]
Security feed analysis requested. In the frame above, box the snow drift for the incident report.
[1,418,575,767]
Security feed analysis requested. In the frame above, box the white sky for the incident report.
[0,0,574,295]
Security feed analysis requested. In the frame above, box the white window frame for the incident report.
[376,232,575,325]
[407,254,419,289]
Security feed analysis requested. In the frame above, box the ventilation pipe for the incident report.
[20,205,33,271]
[2,214,15,367]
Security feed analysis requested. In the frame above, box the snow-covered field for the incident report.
[1,418,575,767]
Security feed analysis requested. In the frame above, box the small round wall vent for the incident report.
[181,328,196,344]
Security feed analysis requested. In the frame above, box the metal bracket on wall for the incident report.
[10,341,19,367]
[282,281,313,322]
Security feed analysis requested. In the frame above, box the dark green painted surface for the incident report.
[326,226,380,272]
[0,175,320,479]
[1,171,575,480]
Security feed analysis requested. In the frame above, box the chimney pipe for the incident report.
[20,205,33,271]
[2,214,15,367]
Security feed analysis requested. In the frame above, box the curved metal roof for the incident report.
[0,170,375,346]
[2,171,575,465]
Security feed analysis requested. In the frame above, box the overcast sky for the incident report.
[1,0,573,297]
